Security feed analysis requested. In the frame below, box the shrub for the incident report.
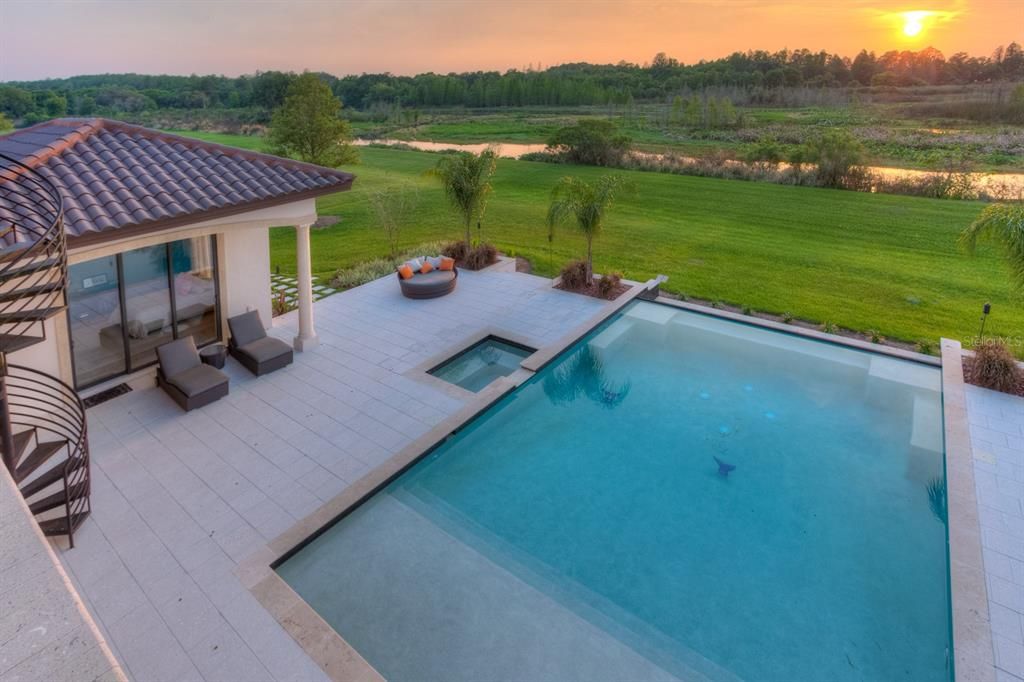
[597,271,622,299]
[868,329,883,343]
[546,120,631,167]
[559,259,589,290]
[822,321,838,334]
[464,243,498,270]
[441,240,469,262]
[972,339,1022,392]
[271,291,293,317]
[741,305,753,316]
[329,241,448,290]
[916,339,935,355]
[743,137,784,169]
[804,130,867,189]
[782,311,794,324]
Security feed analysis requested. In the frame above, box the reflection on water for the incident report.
[354,137,1024,194]
[542,345,631,409]
[353,138,546,157]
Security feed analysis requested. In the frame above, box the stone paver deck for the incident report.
[58,268,605,681]
[967,384,1024,682]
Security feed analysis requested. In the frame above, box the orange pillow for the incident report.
[440,257,455,271]
[420,260,434,274]
[397,264,414,279]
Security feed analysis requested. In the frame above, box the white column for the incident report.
[293,223,319,351]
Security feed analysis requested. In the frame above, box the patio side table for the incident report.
[199,343,227,369]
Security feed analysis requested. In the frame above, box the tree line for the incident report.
[1,43,1022,124]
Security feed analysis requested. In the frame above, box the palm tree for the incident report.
[426,148,498,245]
[960,202,1024,290]
[546,175,628,284]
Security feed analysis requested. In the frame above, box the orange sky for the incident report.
[1,0,1021,80]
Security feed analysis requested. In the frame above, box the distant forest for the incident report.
[2,44,1023,124]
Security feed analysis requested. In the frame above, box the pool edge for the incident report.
[236,282,983,682]
[940,338,997,682]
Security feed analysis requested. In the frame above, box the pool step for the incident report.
[590,319,634,351]
[910,394,943,454]
[867,356,941,392]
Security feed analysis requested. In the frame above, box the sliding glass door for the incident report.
[67,256,126,387]
[121,244,174,370]
[68,236,220,389]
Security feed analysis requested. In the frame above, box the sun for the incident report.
[901,11,931,38]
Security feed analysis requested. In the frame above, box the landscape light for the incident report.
[979,302,991,339]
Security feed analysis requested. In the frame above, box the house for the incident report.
[0,118,354,545]
[1,118,354,390]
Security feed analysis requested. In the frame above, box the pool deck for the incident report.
[966,384,1024,681]
[57,266,607,681]
[32,265,1019,681]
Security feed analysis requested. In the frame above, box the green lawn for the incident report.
[174,130,1017,348]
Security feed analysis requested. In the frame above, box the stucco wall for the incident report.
[221,225,273,327]
[8,316,65,382]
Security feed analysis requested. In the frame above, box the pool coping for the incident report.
[236,276,657,681]
[237,282,984,681]
[940,339,996,682]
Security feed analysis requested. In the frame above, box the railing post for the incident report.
[0,352,15,474]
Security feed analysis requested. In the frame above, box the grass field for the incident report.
[178,130,1019,349]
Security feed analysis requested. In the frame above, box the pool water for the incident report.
[278,301,951,682]
[428,336,534,392]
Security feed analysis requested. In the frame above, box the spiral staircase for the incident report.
[0,152,90,548]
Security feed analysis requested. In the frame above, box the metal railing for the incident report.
[5,363,90,545]
[0,152,67,342]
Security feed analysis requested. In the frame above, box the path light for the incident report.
[979,302,991,339]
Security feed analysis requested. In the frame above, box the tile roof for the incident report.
[0,118,355,247]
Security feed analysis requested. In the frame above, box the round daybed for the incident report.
[398,267,458,299]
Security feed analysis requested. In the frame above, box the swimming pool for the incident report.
[277,300,951,681]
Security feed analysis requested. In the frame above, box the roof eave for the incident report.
[66,177,354,251]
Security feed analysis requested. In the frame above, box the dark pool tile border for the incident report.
[237,278,659,681]
[940,339,996,682]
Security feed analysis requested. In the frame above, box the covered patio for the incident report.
[58,265,607,680]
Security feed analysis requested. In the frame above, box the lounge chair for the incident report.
[398,267,458,299]
[156,336,229,411]
[227,310,294,376]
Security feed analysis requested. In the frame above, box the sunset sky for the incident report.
[1,0,1021,81]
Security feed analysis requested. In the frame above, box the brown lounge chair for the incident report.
[156,336,229,411]
[398,267,458,299]
[227,310,294,376]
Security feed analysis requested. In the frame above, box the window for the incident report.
[69,236,220,389]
